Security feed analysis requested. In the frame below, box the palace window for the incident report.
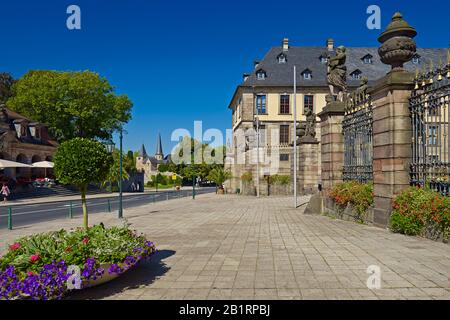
[256,69,267,80]
[259,125,266,146]
[350,70,362,80]
[280,94,290,114]
[279,125,290,144]
[428,125,439,145]
[319,55,328,64]
[303,95,314,114]
[302,69,312,80]
[277,53,287,64]
[255,94,267,114]
[280,154,289,161]
[362,54,373,64]
[412,54,420,64]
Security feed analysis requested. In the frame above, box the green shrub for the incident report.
[391,187,450,240]
[329,181,374,221]
[270,175,290,185]
[241,172,253,183]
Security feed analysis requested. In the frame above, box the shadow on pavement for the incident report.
[68,249,175,300]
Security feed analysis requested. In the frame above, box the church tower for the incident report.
[155,132,164,161]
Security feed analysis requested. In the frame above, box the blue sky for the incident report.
[0,0,449,154]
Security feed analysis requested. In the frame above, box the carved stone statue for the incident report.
[295,106,317,145]
[327,45,347,102]
[304,106,316,139]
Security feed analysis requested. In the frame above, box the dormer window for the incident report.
[319,55,328,64]
[13,120,27,138]
[301,69,312,80]
[350,70,362,80]
[362,54,373,64]
[256,69,267,80]
[277,53,287,64]
[412,54,421,64]
[29,124,41,139]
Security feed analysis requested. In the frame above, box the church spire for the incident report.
[139,144,147,158]
[155,132,163,160]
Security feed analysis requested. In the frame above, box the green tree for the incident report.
[123,150,137,175]
[103,149,130,190]
[7,70,132,141]
[0,73,14,104]
[207,167,232,191]
[54,138,113,229]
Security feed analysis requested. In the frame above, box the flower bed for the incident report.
[328,181,374,223]
[391,187,450,242]
[0,223,156,300]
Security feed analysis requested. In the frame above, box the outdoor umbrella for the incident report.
[0,159,32,169]
[31,161,54,178]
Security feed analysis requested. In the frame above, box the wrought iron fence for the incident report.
[342,83,373,183]
[409,62,450,194]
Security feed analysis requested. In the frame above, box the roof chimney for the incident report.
[326,38,334,51]
[282,38,289,51]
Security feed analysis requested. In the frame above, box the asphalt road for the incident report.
[0,187,216,230]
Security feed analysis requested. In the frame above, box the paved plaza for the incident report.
[1,193,449,300]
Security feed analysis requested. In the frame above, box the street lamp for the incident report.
[118,127,124,219]
[104,140,115,193]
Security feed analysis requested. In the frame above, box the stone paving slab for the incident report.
[1,194,449,300]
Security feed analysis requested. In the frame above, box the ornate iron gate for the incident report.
[409,65,450,194]
[343,83,373,183]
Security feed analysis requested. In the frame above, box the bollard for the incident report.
[7,207,12,230]
[69,201,73,219]
[152,194,156,204]
[166,193,169,201]
[107,199,111,213]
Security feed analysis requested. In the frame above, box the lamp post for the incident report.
[105,140,115,193]
[192,174,196,199]
[293,65,298,208]
[252,86,260,198]
[118,127,124,219]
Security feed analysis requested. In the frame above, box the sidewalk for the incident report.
[3,193,448,300]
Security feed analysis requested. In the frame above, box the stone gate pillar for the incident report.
[318,99,345,191]
[370,12,417,227]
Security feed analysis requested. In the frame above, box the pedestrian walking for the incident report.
[1,183,10,202]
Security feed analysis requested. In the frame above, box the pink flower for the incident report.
[27,272,34,277]
[9,243,21,251]
[29,254,40,263]
[82,237,90,245]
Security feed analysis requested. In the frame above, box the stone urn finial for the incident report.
[378,12,417,71]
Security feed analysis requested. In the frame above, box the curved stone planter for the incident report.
[82,261,138,289]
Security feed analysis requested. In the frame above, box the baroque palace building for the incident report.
[226,38,446,195]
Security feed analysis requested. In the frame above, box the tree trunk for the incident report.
[81,186,88,230]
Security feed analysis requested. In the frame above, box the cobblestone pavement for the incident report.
[1,193,449,300]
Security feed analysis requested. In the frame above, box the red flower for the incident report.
[65,246,73,253]
[27,272,34,277]
[29,254,40,263]
[82,237,90,245]
[9,243,21,251]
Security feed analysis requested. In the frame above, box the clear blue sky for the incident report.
[0,0,448,154]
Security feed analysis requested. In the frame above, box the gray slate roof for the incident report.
[242,46,448,88]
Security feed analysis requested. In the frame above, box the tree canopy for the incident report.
[7,70,132,142]
[0,73,14,104]
[54,138,113,229]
